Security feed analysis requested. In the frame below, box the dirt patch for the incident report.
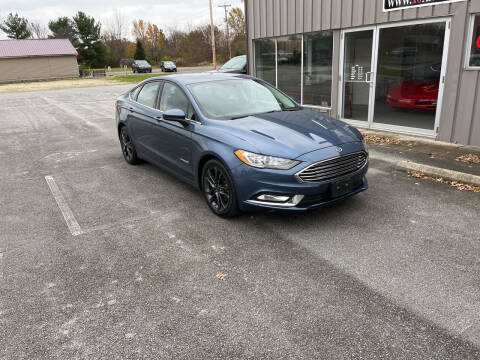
[0,78,123,94]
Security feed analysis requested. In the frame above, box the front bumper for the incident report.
[231,144,369,212]
[386,97,437,110]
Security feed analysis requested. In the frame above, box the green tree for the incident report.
[0,13,31,39]
[73,12,105,68]
[227,7,245,37]
[134,39,146,60]
[48,17,78,46]
[227,7,246,56]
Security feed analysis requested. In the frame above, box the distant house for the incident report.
[0,39,78,83]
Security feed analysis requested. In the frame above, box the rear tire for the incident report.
[201,160,238,218]
[119,127,140,165]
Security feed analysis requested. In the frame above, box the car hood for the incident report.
[389,79,439,100]
[214,109,362,159]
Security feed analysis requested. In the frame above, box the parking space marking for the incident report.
[45,175,83,236]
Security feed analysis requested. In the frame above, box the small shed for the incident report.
[0,39,78,83]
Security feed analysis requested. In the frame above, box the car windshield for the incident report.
[164,61,174,66]
[220,56,246,70]
[136,60,149,65]
[188,79,299,120]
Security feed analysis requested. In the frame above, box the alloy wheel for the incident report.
[120,128,134,162]
[203,165,232,213]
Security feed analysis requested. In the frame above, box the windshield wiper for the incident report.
[229,115,250,120]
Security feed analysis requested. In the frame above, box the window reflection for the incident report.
[469,15,480,67]
[254,39,276,86]
[277,35,302,102]
[303,32,333,107]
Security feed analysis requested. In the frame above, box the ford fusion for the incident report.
[115,74,368,217]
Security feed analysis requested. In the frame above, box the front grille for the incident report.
[296,152,368,183]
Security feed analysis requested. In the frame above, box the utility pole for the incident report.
[218,3,232,60]
[209,0,217,69]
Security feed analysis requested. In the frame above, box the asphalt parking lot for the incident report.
[1,85,480,359]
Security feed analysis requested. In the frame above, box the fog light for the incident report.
[257,194,290,203]
[248,194,305,207]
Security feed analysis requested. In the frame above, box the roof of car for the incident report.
[145,73,253,85]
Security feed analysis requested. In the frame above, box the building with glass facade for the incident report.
[245,0,480,146]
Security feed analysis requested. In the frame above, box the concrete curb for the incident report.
[396,160,480,186]
[360,129,480,154]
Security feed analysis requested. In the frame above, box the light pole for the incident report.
[218,3,232,60]
[209,0,217,69]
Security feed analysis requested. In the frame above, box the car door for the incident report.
[154,81,196,181]
[127,81,162,157]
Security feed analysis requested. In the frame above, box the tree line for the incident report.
[0,9,246,69]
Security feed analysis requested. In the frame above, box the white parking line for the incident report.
[45,175,83,236]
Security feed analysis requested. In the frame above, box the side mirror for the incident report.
[163,109,189,126]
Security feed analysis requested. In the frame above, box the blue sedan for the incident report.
[115,73,368,217]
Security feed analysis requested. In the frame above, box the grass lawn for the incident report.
[0,73,171,93]
[108,73,169,83]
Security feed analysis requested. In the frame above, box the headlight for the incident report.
[235,150,300,170]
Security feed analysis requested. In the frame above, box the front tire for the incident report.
[119,127,140,165]
[201,160,238,218]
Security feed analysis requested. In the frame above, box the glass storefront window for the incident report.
[374,22,446,131]
[254,39,276,86]
[277,35,302,102]
[468,15,480,68]
[303,32,333,108]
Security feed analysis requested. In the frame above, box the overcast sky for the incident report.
[0,0,244,40]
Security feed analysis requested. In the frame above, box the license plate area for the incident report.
[331,178,353,198]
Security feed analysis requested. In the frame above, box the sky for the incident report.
[0,0,244,39]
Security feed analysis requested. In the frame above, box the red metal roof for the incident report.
[0,39,77,59]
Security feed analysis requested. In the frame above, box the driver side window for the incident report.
[159,82,189,114]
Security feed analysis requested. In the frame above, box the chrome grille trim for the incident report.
[295,151,368,183]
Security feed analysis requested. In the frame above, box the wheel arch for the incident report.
[196,152,235,190]
[117,122,127,137]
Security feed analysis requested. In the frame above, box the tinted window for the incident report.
[130,85,142,100]
[136,82,160,108]
[469,15,480,67]
[159,82,189,114]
